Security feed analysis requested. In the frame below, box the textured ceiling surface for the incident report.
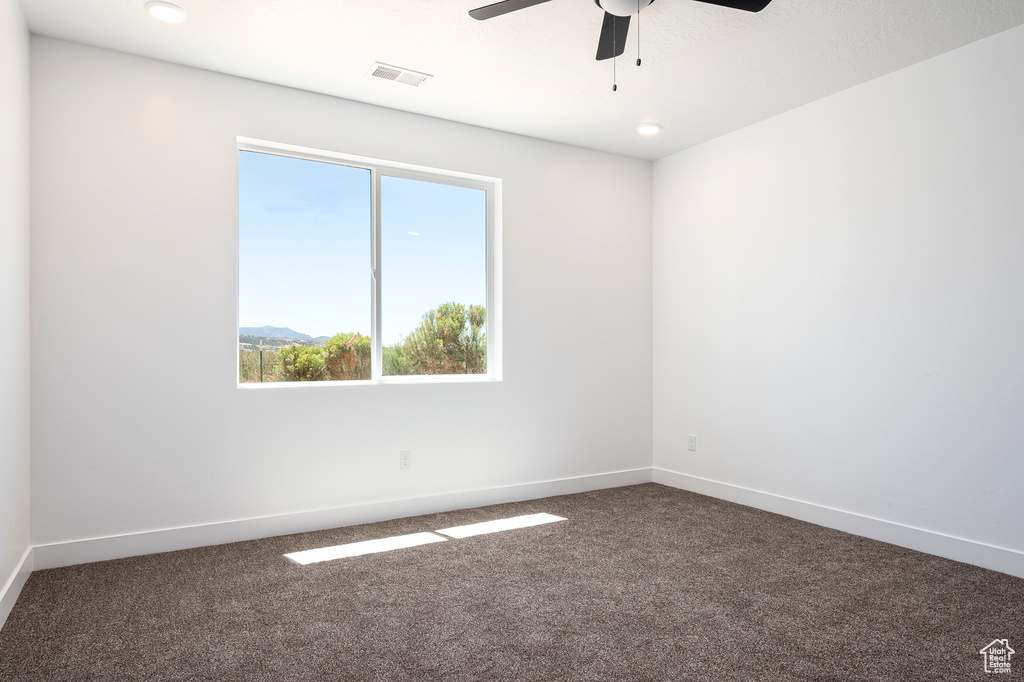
[18,0,1024,160]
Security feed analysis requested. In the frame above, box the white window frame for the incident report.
[236,137,502,387]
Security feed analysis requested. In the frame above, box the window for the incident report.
[237,139,500,385]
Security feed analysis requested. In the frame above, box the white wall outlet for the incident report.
[688,435,697,452]
[399,450,412,470]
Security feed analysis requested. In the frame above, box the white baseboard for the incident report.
[0,547,33,633]
[28,466,1022,579]
[653,467,1024,579]
[32,468,653,570]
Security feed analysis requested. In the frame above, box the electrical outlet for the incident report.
[399,450,412,470]
[688,435,697,452]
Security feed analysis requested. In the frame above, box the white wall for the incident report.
[653,24,1024,575]
[0,0,32,627]
[29,38,652,561]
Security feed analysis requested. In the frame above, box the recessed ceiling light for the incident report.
[145,1,187,23]
[637,123,662,136]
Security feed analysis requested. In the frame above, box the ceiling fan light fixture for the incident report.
[145,1,187,23]
[598,0,654,17]
[637,123,662,136]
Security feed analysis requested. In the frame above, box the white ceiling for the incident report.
[18,0,1024,160]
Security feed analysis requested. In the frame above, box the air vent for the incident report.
[367,62,432,88]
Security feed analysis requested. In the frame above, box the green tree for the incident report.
[463,304,486,373]
[324,332,371,380]
[393,302,486,375]
[277,344,326,381]
[382,343,419,375]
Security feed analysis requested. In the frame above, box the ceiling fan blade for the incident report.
[689,0,772,12]
[469,0,556,20]
[595,12,630,61]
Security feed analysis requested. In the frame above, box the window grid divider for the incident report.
[370,169,383,381]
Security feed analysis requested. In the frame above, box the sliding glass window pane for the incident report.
[238,151,371,382]
[381,176,487,376]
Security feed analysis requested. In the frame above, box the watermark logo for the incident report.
[980,639,1014,674]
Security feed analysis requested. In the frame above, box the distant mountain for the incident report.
[240,326,312,342]
[240,335,292,348]
[238,327,337,349]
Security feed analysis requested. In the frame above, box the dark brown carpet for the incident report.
[1,483,1021,681]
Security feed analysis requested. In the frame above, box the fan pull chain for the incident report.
[612,16,618,91]
[636,0,642,66]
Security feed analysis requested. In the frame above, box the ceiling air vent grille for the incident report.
[367,62,432,88]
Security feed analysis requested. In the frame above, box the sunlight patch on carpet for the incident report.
[435,512,567,539]
[285,513,568,565]
[284,531,447,565]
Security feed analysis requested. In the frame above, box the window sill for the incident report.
[237,374,501,389]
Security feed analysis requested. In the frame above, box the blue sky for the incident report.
[239,151,486,345]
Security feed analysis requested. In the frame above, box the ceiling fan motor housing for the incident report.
[596,0,654,17]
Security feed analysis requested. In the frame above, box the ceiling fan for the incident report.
[469,0,773,61]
